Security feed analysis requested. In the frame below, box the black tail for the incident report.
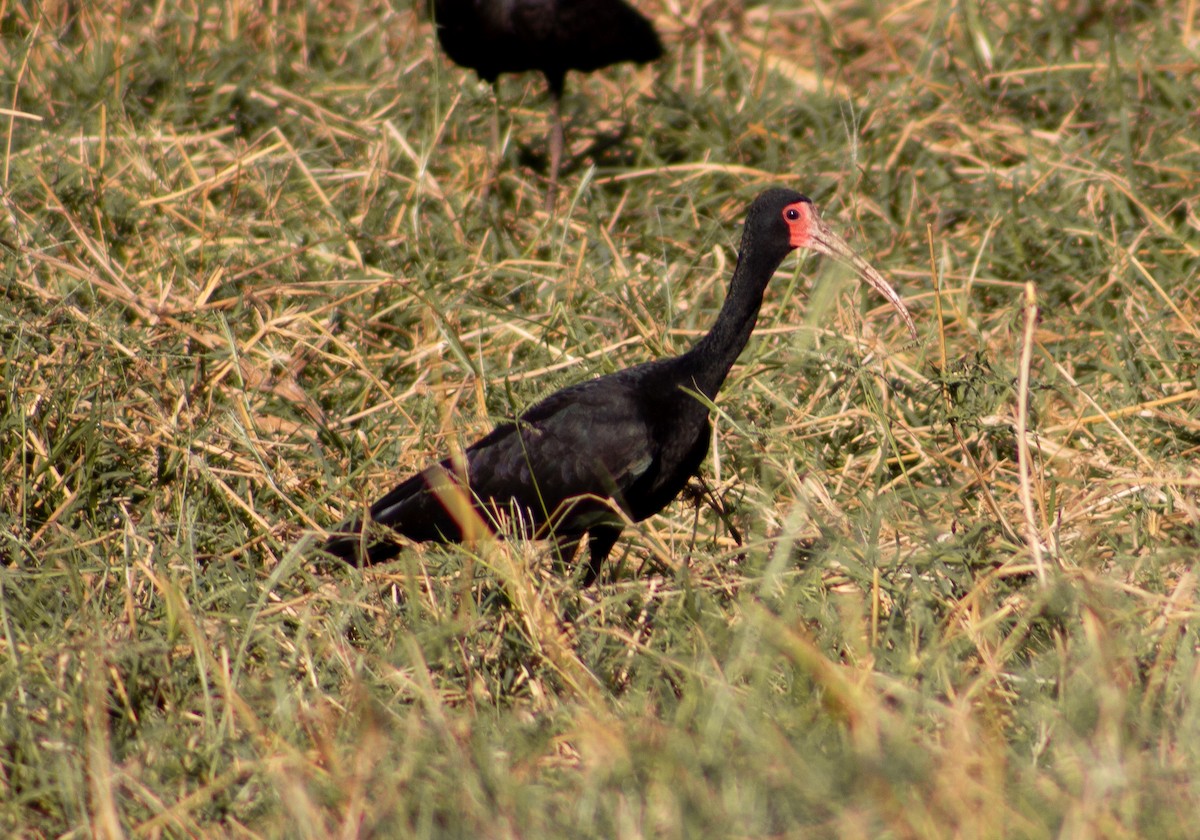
[321,525,404,566]
[322,465,467,565]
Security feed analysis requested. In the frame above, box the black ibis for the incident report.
[429,0,662,209]
[324,188,918,584]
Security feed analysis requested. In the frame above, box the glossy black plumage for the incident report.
[431,0,661,94]
[324,188,918,584]
[429,0,662,208]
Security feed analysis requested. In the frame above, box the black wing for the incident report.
[547,0,662,73]
[461,377,660,529]
[431,0,661,85]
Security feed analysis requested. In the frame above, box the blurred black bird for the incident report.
[429,0,662,209]
[324,188,918,584]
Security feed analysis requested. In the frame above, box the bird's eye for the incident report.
[785,208,800,220]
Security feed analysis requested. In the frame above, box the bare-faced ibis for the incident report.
[429,0,662,209]
[324,188,918,584]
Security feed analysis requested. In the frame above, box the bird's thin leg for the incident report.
[481,85,502,205]
[551,534,581,573]
[545,92,564,213]
[582,526,622,586]
[693,474,743,547]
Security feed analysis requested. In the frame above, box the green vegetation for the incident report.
[3,1,1199,836]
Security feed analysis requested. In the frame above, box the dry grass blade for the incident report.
[1015,282,1048,583]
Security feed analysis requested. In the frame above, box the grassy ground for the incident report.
[3,0,1200,836]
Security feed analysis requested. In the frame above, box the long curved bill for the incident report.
[806,213,919,340]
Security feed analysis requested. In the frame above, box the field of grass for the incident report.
[4,0,1200,836]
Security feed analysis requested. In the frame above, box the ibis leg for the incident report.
[545,94,563,212]
[582,525,622,586]
[481,87,502,204]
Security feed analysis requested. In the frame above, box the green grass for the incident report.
[4,0,1200,836]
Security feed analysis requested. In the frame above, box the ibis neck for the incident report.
[681,245,788,399]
